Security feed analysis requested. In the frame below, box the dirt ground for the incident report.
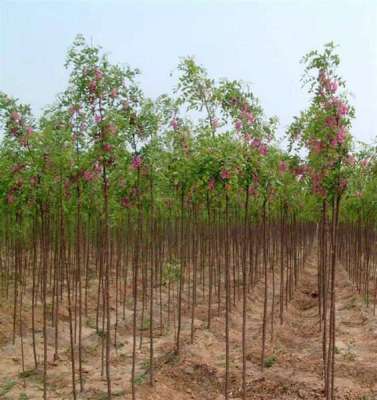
[1,252,377,399]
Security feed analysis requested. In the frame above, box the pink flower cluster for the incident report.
[83,170,95,182]
[312,173,327,198]
[82,161,102,183]
[244,138,268,156]
[68,105,80,115]
[248,185,256,196]
[309,139,323,154]
[95,68,103,81]
[121,196,130,208]
[279,160,288,174]
[88,80,97,93]
[335,126,346,145]
[235,105,255,132]
[170,118,178,130]
[248,138,268,156]
[235,120,243,131]
[332,98,349,117]
[103,143,112,153]
[107,123,117,135]
[7,193,15,204]
[208,178,216,191]
[339,178,347,192]
[247,174,259,196]
[220,168,231,180]
[240,109,255,125]
[131,155,143,170]
[360,158,369,168]
[11,111,21,122]
[319,71,338,94]
[211,118,220,129]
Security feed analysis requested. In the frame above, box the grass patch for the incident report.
[19,369,38,379]
[96,329,106,338]
[0,379,17,397]
[264,355,277,368]
[134,371,148,385]
[343,347,356,361]
[345,296,357,310]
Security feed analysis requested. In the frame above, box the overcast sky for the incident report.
[1,0,376,145]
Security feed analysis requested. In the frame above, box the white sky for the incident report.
[1,0,376,145]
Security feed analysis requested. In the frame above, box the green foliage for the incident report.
[0,379,16,397]
[264,355,277,368]
[19,369,38,379]
[162,261,181,284]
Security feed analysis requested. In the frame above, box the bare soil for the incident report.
[1,252,377,399]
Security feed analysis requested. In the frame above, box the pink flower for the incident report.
[293,165,305,177]
[339,179,347,191]
[11,164,24,173]
[207,178,215,191]
[95,68,103,80]
[248,185,257,196]
[311,172,328,198]
[334,99,349,116]
[26,127,33,135]
[131,155,142,170]
[69,105,79,115]
[279,161,288,174]
[7,193,15,204]
[103,143,112,153]
[246,112,255,124]
[319,70,326,84]
[338,104,348,116]
[325,116,337,129]
[241,110,255,125]
[88,80,97,93]
[360,158,369,168]
[94,161,102,173]
[220,168,230,180]
[243,133,252,143]
[83,170,94,182]
[251,138,261,149]
[235,120,243,131]
[326,80,338,93]
[259,144,268,156]
[121,196,130,208]
[336,126,346,145]
[330,138,338,148]
[95,114,102,124]
[170,118,178,130]
[211,118,220,129]
[10,111,21,122]
[309,139,323,154]
[107,123,117,135]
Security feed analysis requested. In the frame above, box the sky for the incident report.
[1,0,376,145]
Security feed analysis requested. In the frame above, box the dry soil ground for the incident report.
[1,251,377,399]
